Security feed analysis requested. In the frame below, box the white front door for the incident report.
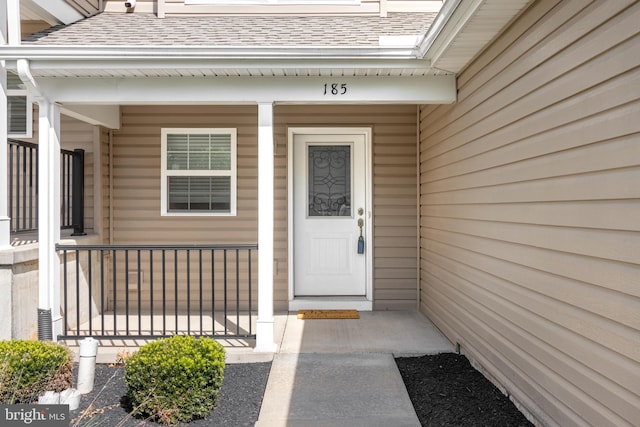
[292,130,369,297]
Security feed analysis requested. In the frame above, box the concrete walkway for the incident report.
[254,311,454,427]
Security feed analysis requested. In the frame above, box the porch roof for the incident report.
[3,1,534,79]
[10,11,443,78]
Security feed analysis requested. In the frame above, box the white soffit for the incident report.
[21,0,84,25]
[422,0,533,73]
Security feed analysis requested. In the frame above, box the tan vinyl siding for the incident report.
[100,127,111,244]
[21,21,52,37]
[110,105,258,309]
[18,109,97,234]
[61,115,96,232]
[274,105,418,311]
[112,105,258,245]
[419,1,640,427]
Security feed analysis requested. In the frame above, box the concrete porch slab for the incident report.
[279,310,454,355]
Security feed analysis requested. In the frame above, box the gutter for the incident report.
[16,58,43,99]
[0,45,425,61]
[16,58,58,341]
[415,0,464,58]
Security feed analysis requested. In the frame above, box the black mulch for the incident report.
[70,362,271,427]
[71,353,532,426]
[395,353,533,427]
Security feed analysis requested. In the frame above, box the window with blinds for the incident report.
[161,129,237,216]
[7,72,32,138]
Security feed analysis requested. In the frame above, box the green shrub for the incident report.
[124,335,225,424]
[0,340,73,404]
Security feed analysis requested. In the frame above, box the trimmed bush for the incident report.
[0,340,73,404]
[124,335,225,424]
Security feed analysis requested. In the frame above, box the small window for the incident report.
[161,128,237,216]
[7,72,33,138]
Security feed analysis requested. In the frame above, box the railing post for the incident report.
[71,148,86,236]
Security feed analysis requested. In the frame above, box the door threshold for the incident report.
[289,298,372,311]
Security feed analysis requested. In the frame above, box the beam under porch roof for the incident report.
[32,75,457,104]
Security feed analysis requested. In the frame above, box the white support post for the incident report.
[255,102,277,353]
[0,1,11,250]
[0,66,10,250]
[6,0,21,46]
[37,100,62,340]
[0,64,11,339]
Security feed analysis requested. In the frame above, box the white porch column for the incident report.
[0,2,11,249]
[255,102,277,353]
[0,67,9,250]
[0,9,11,339]
[37,100,62,340]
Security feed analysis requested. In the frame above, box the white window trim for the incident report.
[160,128,237,217]
[186,0,359,5]
[7,89,33,139]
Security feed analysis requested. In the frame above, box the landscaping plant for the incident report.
[124,335,225,424]
[0,340,73,404]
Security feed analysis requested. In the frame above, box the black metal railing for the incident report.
[8,139,84,234]
[56,244,258,340]
[8,139,37,232]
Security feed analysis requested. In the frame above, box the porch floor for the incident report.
[64,310,256,340]
[63,310,453,363]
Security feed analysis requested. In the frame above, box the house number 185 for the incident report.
[323,83,347,95]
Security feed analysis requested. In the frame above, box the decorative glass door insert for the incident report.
[307,145,351,217]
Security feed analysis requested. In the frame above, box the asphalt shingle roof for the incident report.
[22,12,435,47]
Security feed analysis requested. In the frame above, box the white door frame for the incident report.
[287,127,373,311]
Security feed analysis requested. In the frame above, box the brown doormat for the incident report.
[297,309,360,319]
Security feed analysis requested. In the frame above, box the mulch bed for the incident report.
[395,353,533,427]
[70,353,532,426]
[71,362,271,427]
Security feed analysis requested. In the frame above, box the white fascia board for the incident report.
[378,35,421,47]
[35,75,456,104]
[426,0,484,66]
[21,58,432,74]
[416,0,464,58]
[0,45,422,61]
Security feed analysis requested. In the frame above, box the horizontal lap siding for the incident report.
[274,105,418,311]
[112,105,258,245]
[100,127,110,243]
[419,1,640,427]
[61,115,95,232]
[111,106,259,308]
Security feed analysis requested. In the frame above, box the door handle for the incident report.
[357,218,365,254]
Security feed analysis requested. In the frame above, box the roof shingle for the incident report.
[22,12,435,47]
